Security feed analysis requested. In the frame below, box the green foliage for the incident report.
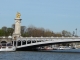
[0,29,5,36]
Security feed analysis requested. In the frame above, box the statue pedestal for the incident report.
[12,33,21,39]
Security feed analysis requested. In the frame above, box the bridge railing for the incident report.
[17,36,80,40]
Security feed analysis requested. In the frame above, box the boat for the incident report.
[58,46,72,50]
[0,43,16,51]
[37,46,53,51]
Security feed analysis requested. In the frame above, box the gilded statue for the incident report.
[16,12,21,18]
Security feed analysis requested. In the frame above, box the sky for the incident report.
[0,0,80,35]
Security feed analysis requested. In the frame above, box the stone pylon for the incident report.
[12,12,22,39]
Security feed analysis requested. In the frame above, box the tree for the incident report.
[1,26,7,36]
[0,29,5,36]
[21,26,26,36]
[44,30,52,37]
[26,26,36,36]
[7,28,14,36]
[55,33,62,37]
[12,24,15,30]
[62,30,72,37]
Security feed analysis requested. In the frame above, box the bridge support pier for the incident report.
[12,41,14,46]
[26,41,27,45]
[21,41,22,46]
[16,41,18,47]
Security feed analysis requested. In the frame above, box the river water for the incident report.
[0,50,80,60]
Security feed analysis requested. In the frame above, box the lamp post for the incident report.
[73,31,75,36]
[75,28,77,36]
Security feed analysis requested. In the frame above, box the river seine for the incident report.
[0,50,80,60]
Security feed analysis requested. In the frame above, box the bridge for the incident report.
[9,13,80,50]
[12,37,80,49]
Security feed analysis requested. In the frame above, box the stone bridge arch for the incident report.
[0,38,12,43]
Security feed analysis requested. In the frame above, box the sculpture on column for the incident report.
[16,12,21,18]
